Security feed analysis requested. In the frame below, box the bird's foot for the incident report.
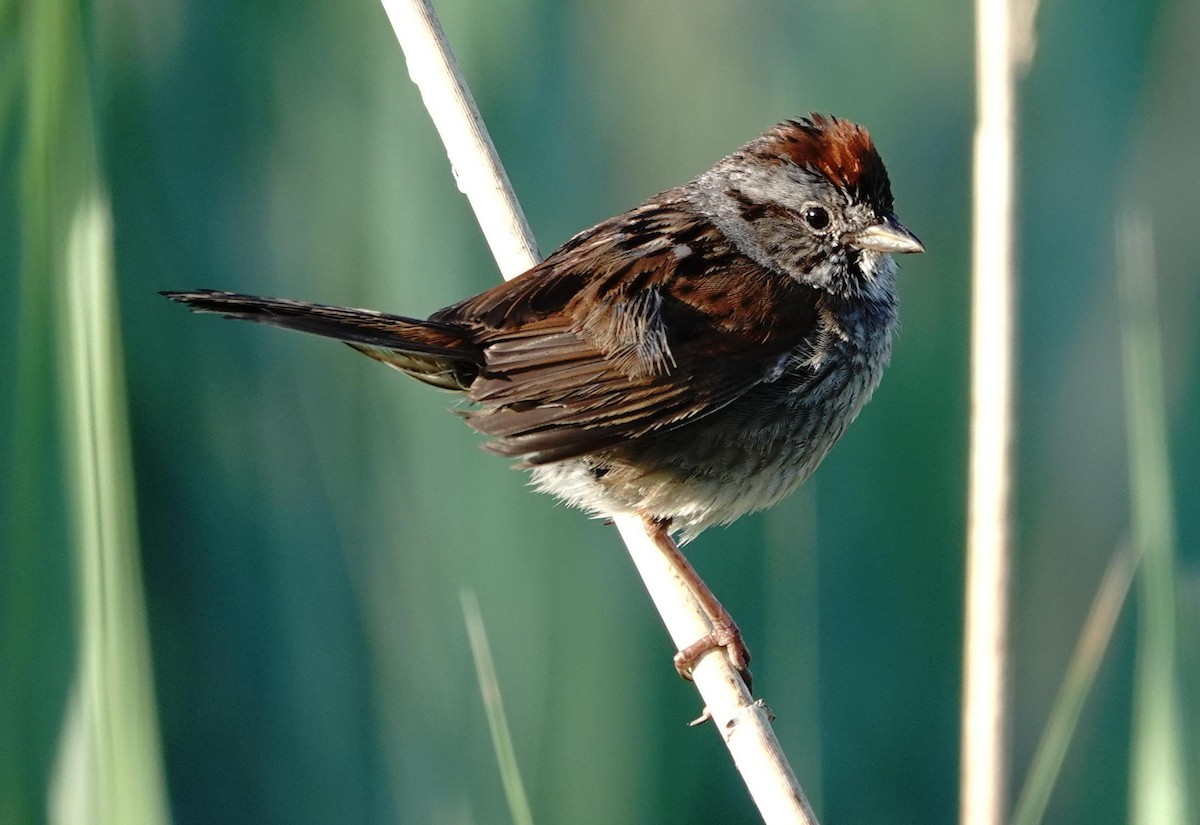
[673,619,753,693]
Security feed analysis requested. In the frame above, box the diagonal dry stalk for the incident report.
[378,1,816,822]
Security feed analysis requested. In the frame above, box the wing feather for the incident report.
[432,191,822,464]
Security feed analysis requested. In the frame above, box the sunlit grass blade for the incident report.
[48,189,173,825]
[1117,210,1191,825]
[1010,543,1136,825]
[24,0,172,817]
[461,590,535,825]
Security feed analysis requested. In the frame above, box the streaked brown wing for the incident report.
[436,194,821,465]
[465,328,795,464]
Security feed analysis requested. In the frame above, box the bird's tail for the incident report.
[163,289,483,390]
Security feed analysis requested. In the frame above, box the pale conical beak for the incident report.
[851,215,925,254]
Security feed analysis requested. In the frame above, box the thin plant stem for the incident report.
[461,591,536,825]
[378,1,817,822]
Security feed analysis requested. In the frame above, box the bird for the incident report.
[165,114,924,687]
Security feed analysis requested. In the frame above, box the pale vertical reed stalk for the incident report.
[377,1,816,822]
[963,0,1036,821]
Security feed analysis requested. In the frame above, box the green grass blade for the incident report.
[1117,210,1191,825]
[17,0,173,820]
[461,590,535,825]
[1010,543,1136,825]
[48,190,173,825]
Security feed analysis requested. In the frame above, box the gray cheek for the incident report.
[722,216,797,280]
[792,253,840,290]
[689,168,822,280]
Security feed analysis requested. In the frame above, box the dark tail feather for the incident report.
[163,289,483,390]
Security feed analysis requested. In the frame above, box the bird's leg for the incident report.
[643,516,753,692]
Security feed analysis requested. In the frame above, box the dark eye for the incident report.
[802,205,830,231]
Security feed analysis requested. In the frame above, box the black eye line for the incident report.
[731,196,836,236]
[758,202,834,233]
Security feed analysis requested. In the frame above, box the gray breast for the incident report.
[529,291,897,540]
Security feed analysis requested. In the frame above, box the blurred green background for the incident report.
[3,0,1198,823]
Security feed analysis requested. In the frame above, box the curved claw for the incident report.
[673,620,753,693]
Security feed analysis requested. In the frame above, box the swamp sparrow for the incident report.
[166,115,923,686]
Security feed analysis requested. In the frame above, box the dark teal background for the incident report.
[4,0,1198,823]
